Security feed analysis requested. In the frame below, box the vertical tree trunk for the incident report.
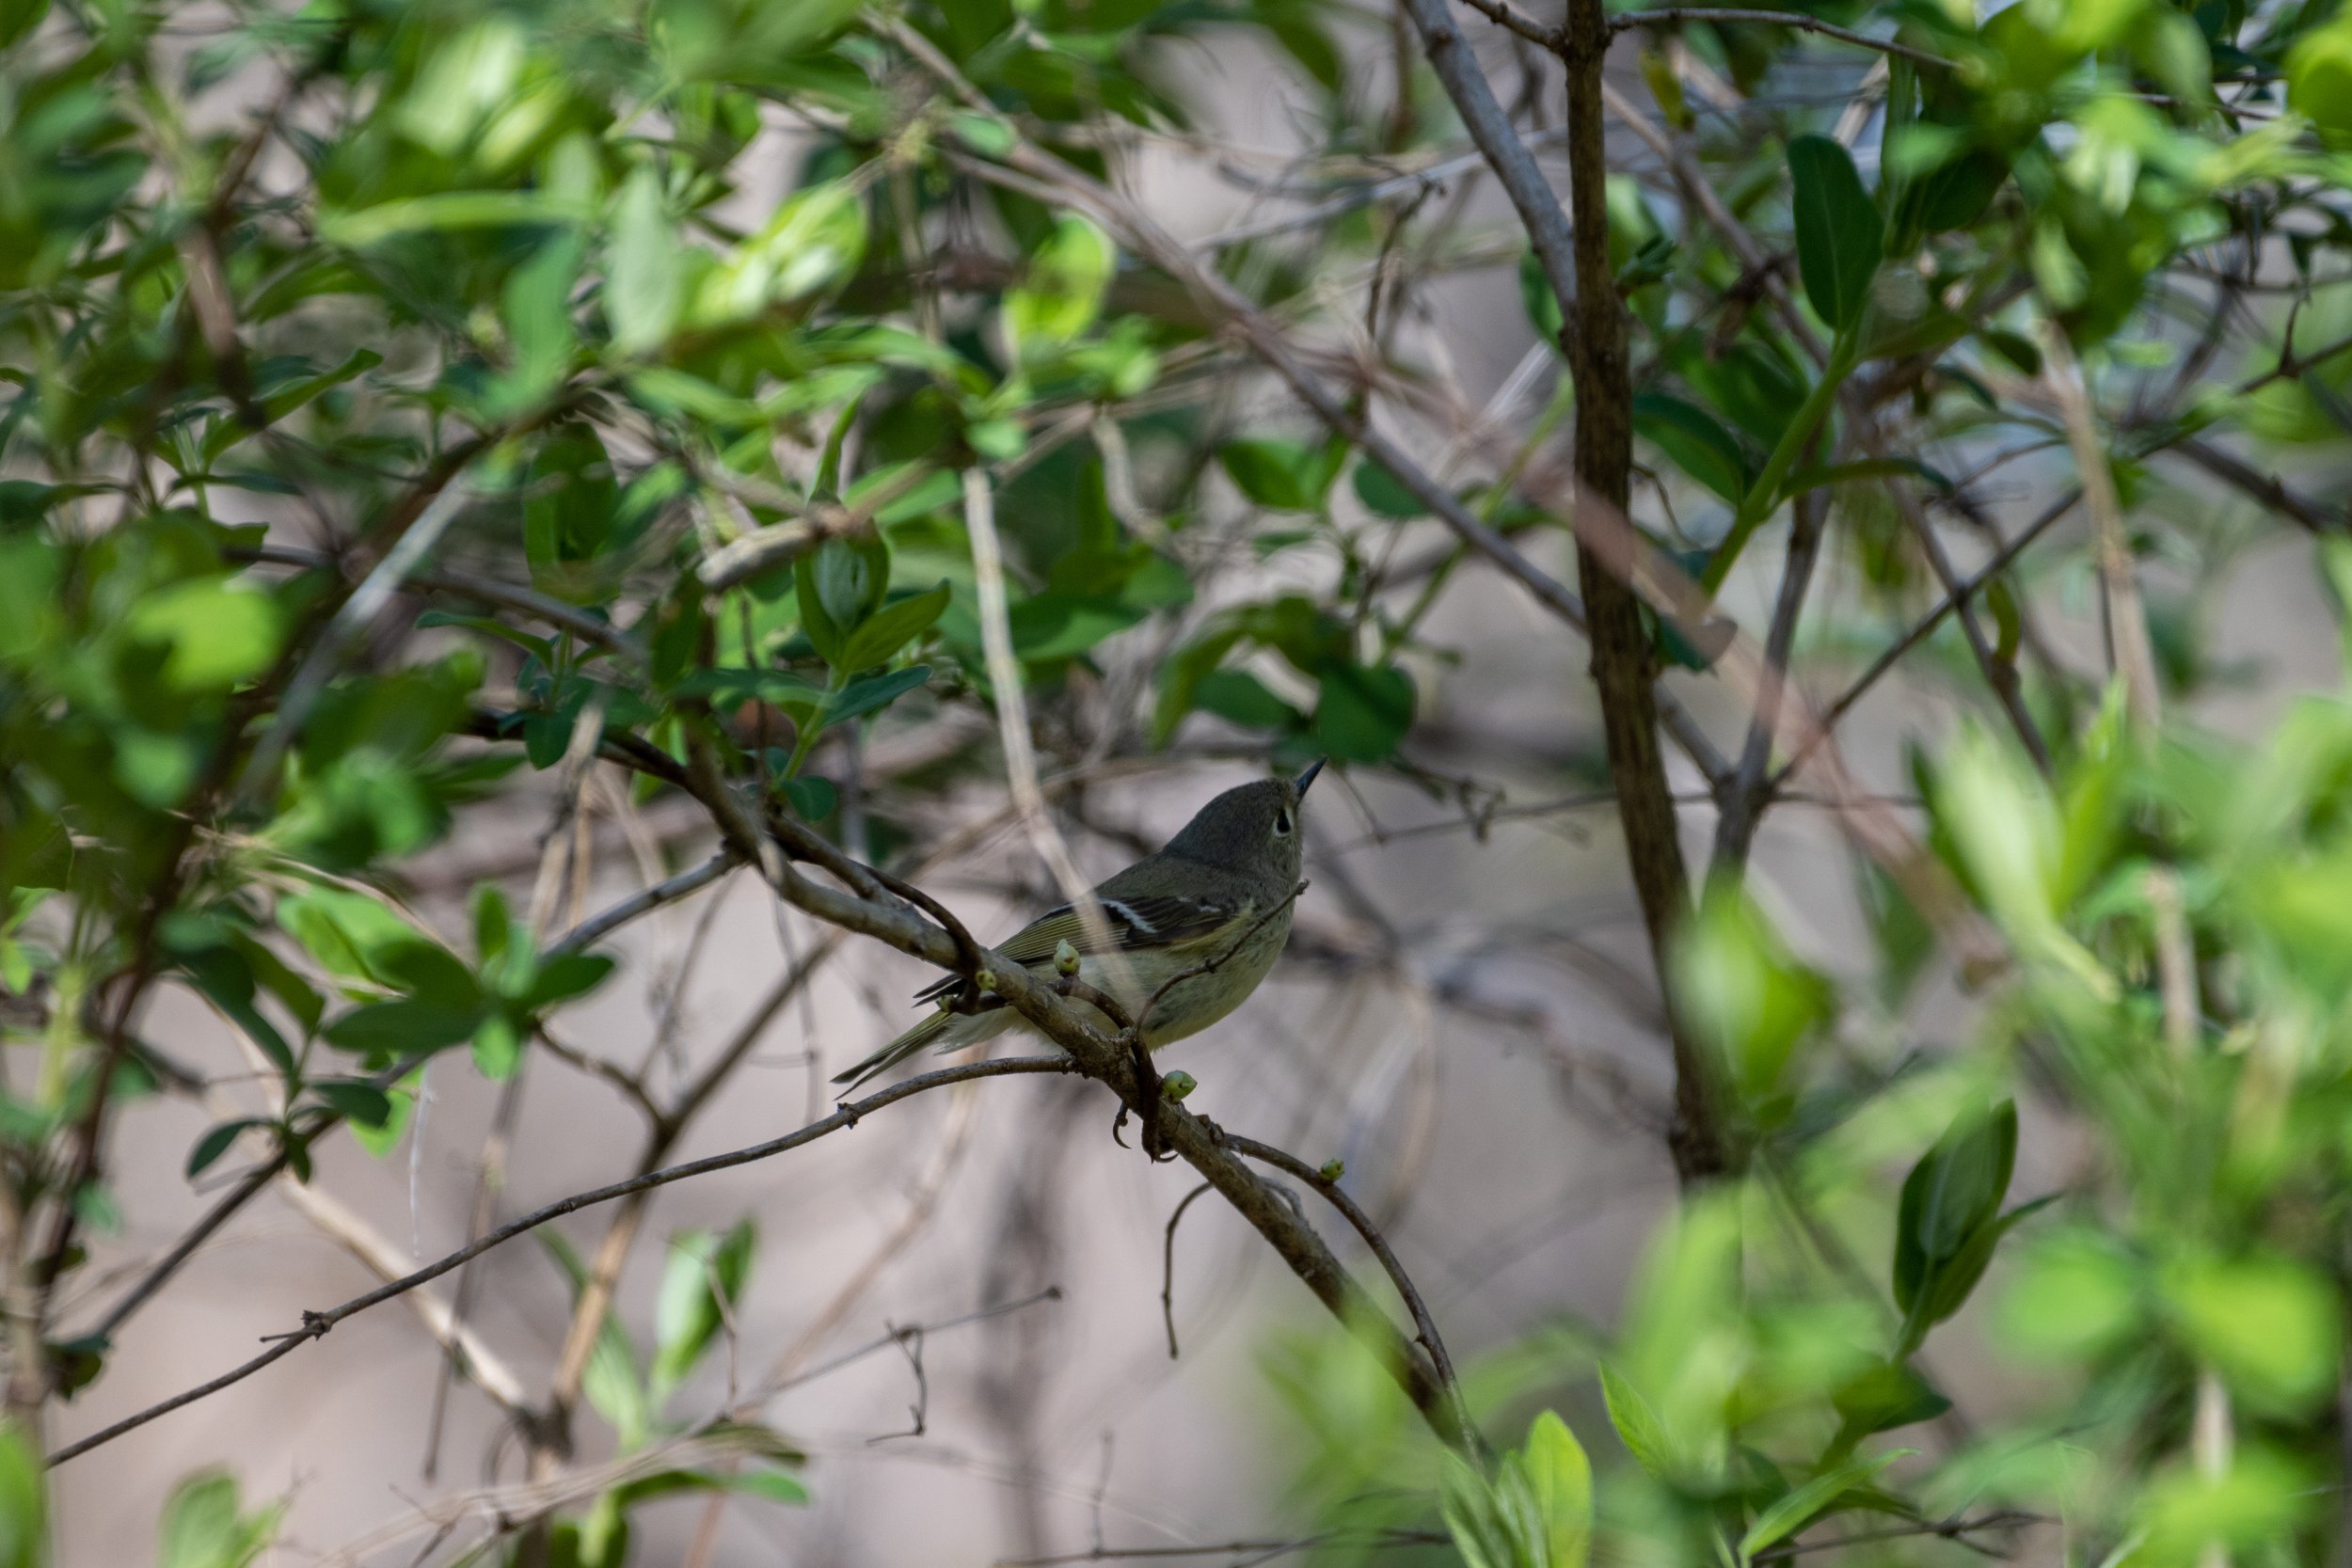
[1560,0,1728,1184]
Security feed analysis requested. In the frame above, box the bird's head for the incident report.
[1160,759,1324,882]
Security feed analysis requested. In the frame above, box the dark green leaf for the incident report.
[652,1220,756,1394]
[779,776,837,818]
[1311,663,1415,763]
[1833,1361,1951,1437]
[310,1080,394,1129]
[1219,438,1323,512]
[186,1119,267,1179]
[322,1000,482,1056]
[837,581,950,671]
[1634,392,1752,503]
[1194,670,1303,731]
[821,664,931,730]
[527,952,617,1008]
[1787,135,1883,332]
[1740,1450,1914,1560]
[1351,458,1429,520]
[1009,593,1146,661]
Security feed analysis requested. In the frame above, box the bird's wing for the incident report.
[910,890,1245,1005]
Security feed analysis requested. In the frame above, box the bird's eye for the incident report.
[1274,809,1295,837]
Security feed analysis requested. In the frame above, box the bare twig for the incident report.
[545,848,741,958]
[1217,1133,1474,1449]
[1160,1182,1216,1358]
[963,467,1133,978]
[1613,8,1956,68]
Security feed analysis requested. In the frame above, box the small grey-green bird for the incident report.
[832,761,1322,1091]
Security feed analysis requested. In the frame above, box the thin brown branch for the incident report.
[1613,8,1956,68]
[1160,1182,1216,1359]
[545,847,740,958]
[276,1175,532,1418]
[1218,1134,1474,1447]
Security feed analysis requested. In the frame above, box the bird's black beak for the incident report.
[1294,757,1326,798]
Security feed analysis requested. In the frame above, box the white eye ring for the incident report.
[1274,810,1295,837]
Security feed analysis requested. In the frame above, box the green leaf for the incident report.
[1894,1100,2018,1317]
[1194,669,1302,731]
[607,166,682,355]
[1787,135,1882,332]
[127,578,286,691]
[310,1079,394,1129]
[819,663,931,730]
[1009,592,1147,662]
[178,947,295,1076]
[1633,392,1752,503]
[675,666,830,713]
[1311,662,1414,763]
[837,581,950,671]
[1351,458,1428,520]
[1439,1452,1516,1568]
[158,1469,280,1568]
[610,1460,809,1510]
[497,234,584,411]
[774,774,837,819]
[352,1070,422,1160]
[1220,438,1324,512]
[317,190,592,246]
[1522,1412,1593,1568]
[1832,1361,1950,1437]
[540,1232,650,1448]
[697,178,867,322]
[1915,1195,2055,1329]
[185,1119,266,1178]
[2166,1254,2344,1414]
[652,1220,756,1396]
[2289,15,2352,141]
[525,952,616,1008]
[1739,1450,1915,1560]
[1977,327,2042,376]
[322,1000,481,1057]
[1006,214,1116,357]
[1598,1364,1674,1481]
[796,536,891,665]
[473,1012,524,1079]
[1669,880,1834,1114]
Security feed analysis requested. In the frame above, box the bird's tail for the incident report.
[831,1007,960,1092]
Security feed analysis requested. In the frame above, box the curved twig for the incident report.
[1160,1182,1216,1359]
[1217,1133,1476,1451]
